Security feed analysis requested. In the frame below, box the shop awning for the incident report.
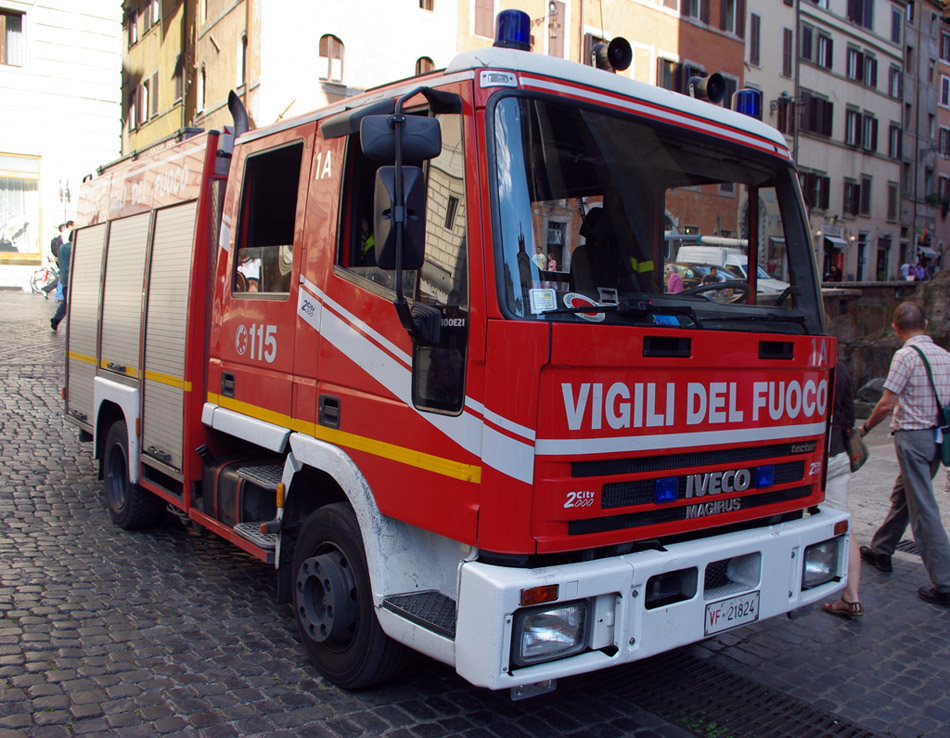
[823,235,848,251]
[918,246,939,258]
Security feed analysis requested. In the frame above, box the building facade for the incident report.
[0,1,122,290]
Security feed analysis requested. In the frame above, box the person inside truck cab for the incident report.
[570,207,617,293]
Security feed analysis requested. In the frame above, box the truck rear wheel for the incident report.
[103,420,162,530]
[293,503,407,689]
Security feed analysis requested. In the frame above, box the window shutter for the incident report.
[720,0,727,30]
[736,0,745,38]
[701,0,710,24]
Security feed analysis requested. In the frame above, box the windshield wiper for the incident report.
[540,301,703,328]
[704,311,806,325]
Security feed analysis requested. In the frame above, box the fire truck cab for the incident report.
[65,11,849,698]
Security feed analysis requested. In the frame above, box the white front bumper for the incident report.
[455,507,849,690]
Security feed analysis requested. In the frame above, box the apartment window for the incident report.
[0,10,24,67]
[940,175,950,201]
[420,0,434,9]
[749,14,761,66]
[174,54,184,101]
[942,33,950,63]
[319,34,344,82]
[941,76,950,108]
[719,76,738,109]
[197,64,206,113]
[860,176,872,216]
[903,162,912,195]
[149,0,160,27]
[237,34,247,88]
[843,179,860,216]
[801,171,830,210]
[845,108,861,146]
[889,123,903,159]
[817,34,833,70]
[891,7,902,45]
[941,127,950,156]
[801,25,813,61]
[682,0,710,21]
[889,66,902,98]
[800,91,833,137]
[657,58,682,91]
[415,56,435,75]
[720,0,744,36]
[782,28,793,77]
[129,91,137,131]
[128,8,138,46]
[930,60,937,85]
[474,0,494,38]
[847,47,864,82]
[151,72,158,117]
[887,181,899,222]
[139,81,149,126]
[865,56,877,89]
[863,114,878,152]
[847,0,874,30]
[907,1,914,22]
[776,96,795,135]
[929,113,936,139]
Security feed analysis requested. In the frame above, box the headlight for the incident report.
[511,601,588,667]
[802,538,841,589]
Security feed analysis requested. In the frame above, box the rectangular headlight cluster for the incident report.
[511,600,588,667]
[802,537,841,589]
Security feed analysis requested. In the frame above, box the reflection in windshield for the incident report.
[491,97,821,333]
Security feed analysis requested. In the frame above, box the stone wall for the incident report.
[823,270,950,390]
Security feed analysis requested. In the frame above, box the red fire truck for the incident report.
[65,11,848,698]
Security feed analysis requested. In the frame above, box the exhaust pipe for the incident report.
[228,90,249,139]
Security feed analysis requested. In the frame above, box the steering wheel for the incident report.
[679,279,752,302]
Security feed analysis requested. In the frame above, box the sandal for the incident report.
[821,598,864,618]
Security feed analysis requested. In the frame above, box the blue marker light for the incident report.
[732,88,762,120]
[755,465,774,488]
[494,9,531,51]
[655,477,678,504]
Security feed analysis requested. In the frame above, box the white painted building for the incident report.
[0,1,122,291]
[796,0,905,282]
[252,1,459,128]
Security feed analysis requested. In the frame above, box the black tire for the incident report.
[103,420,163,530]
[293,503,407,689]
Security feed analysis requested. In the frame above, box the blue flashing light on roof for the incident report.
[494,9,531,51]
[732,88,762,120]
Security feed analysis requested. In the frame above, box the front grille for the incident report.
[569,485,813,535]
[572,440,817,478]
[601,460,805,509]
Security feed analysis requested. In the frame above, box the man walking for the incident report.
[859,302,950,607]
[50,234,71,331]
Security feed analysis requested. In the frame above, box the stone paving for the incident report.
[0,289,948,737]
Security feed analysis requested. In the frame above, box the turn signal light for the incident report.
[834,520,849,536]
[520,584,558,606]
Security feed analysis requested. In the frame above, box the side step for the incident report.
[383,591,457,639]
[235,464,282,490]
[234,522,278,550]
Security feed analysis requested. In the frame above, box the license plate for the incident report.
[704,591,759,636]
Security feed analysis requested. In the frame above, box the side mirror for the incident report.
[374,166,427,270]
[361,115,442,162]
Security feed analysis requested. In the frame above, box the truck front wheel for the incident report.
[103,420,162,530]
[293,503,407,689]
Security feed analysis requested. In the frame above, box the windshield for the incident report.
[491,96,822,333]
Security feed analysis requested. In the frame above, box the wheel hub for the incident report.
[296,550,358,643]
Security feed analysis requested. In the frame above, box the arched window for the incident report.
[319,35,344,82]
[415,57,435,75]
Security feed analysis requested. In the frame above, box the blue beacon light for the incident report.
[494,9,531,51]
[732,88,762,120]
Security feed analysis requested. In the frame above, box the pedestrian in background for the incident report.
[859,302,950,607]
[50,232,71,332]
[822,365,864,617]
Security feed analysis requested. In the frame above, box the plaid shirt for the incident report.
[884,334,950,431]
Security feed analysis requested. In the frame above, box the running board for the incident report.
[234,522,278,550]
[383,591,457,639]
[235,464,282,491]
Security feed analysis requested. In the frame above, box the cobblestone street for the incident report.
[1,289,949,737]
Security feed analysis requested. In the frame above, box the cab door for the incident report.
[212,124,315,425]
